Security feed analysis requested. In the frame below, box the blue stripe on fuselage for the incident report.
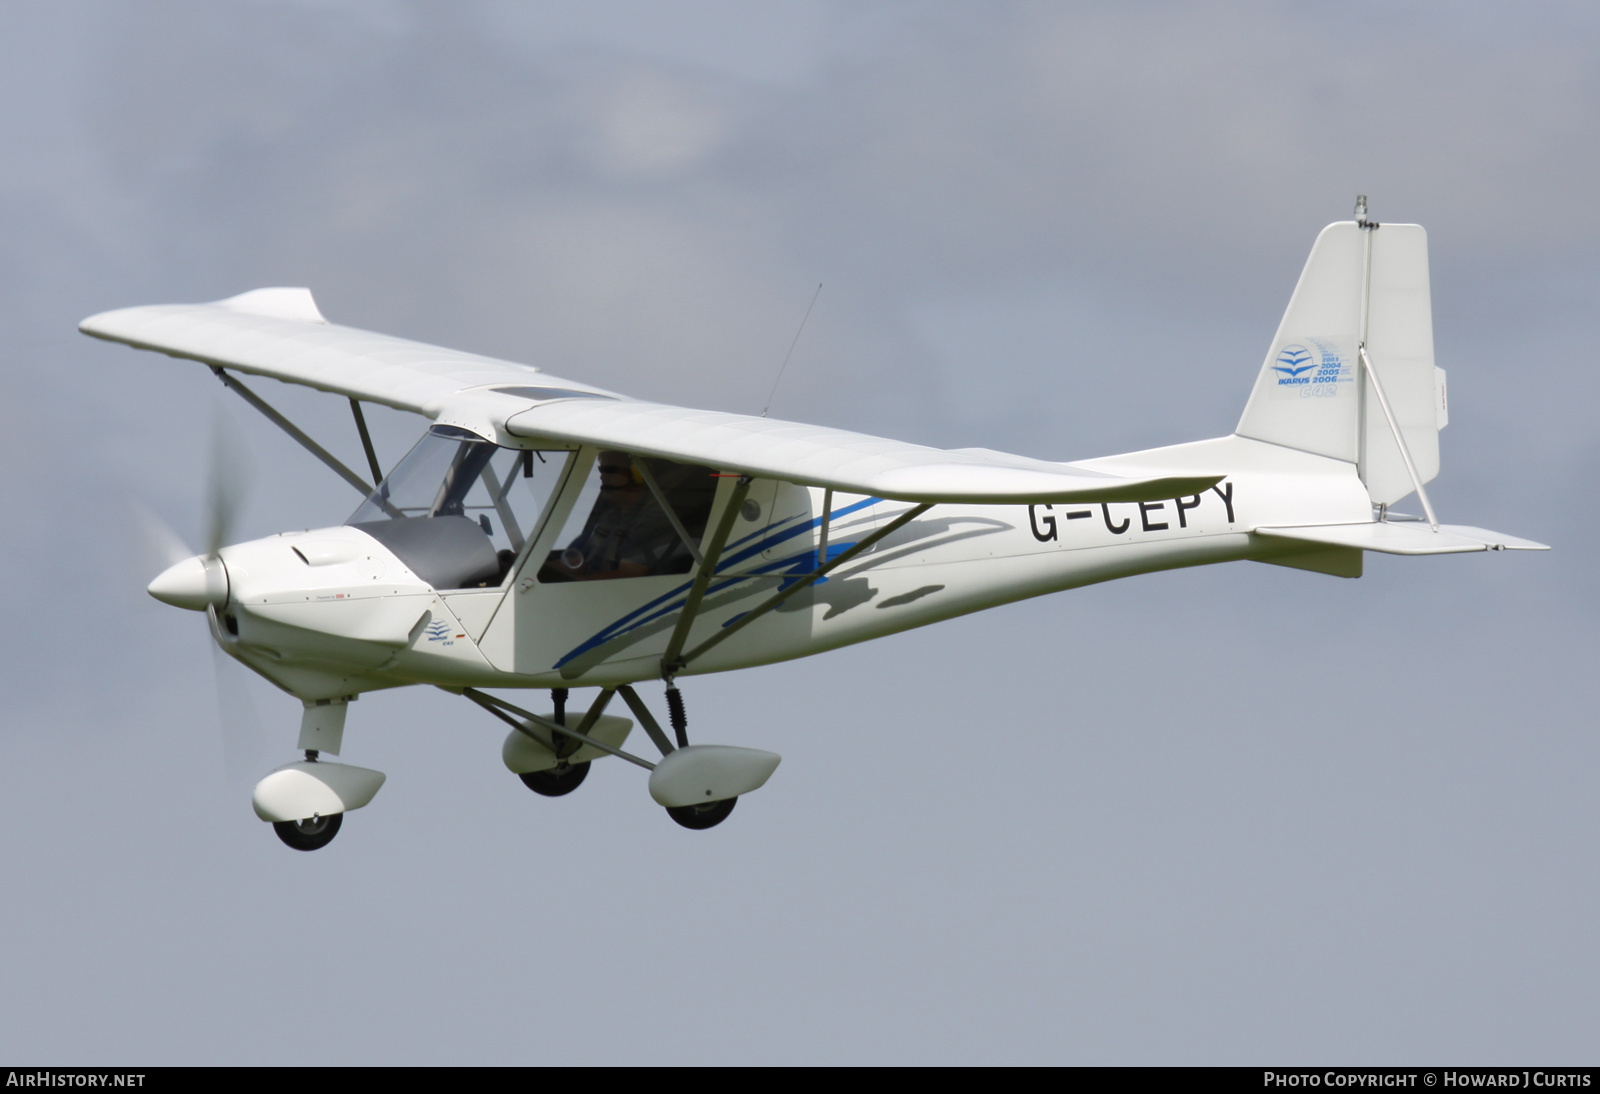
[551,496,880,668]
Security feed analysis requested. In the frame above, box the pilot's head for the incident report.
[597,451,643,495]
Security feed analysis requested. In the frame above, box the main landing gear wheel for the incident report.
[273,813,343,851]
[519,760,591,797]
[666,796,737,830]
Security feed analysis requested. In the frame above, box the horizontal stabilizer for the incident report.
[1255,521,1548,555]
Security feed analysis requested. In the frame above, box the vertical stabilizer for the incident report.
[1236,214,1442,506]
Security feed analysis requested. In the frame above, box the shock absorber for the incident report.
[665,684,688,750]
[551,686,569,755]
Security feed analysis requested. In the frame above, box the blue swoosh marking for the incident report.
[562,494,877,647]
[551,496,881,668]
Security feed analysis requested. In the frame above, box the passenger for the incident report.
[543,452,680,581]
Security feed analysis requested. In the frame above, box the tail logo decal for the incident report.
[1272,338,1354,397]
[1273,345,1315,378]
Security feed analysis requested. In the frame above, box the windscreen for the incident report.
[349,426,570,589]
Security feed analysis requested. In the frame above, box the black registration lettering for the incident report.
[1028,504,1058,542]
[1101,503,1130,535]
[1210,481,1235,523]
[1174,494,1202,527]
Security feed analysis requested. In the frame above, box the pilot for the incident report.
[544,452,680,581]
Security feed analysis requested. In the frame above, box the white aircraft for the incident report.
[83,199,1545,850]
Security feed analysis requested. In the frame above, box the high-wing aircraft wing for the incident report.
[498,401,1218,504]
[80,287,1220,505]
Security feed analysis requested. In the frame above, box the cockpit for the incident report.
[536,450,717,583]
[347,426,719,591]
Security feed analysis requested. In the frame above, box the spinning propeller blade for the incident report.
[211,638,270,783]
[202,412,269,779]
[127,500,196,581]
[146,405,254,609]
[203,408,253,560]
[128,418,269,781]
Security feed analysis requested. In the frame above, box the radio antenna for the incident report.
[761,282,822,418]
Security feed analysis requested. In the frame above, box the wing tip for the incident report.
[78,287,329,339]
[214,287,327,324]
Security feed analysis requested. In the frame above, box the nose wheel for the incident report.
[273,813,342,851]
[666,797,737,830]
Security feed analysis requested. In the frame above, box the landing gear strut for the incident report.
[665,683,689,749]
[273,813,342,851]
[516,686,594,796]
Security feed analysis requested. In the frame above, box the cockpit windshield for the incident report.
[348,426,568,589]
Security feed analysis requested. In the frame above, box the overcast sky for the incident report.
[1,0,1596,1064]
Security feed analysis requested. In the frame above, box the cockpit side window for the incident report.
[538,451,719,582]
[347,426,571,589]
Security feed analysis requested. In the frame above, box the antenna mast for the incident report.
[761,282,823,418]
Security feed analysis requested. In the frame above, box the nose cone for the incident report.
[148,555,228,610]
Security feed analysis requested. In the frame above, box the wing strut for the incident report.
[349,398,384,484]
[634,459,704,568]
[660,476,755,677]
[817,487,834,563]
[665,499,934,677]
[615,685,677,756]
[212,368,373,497]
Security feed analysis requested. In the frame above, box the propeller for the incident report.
[202,409,250,560]
[128,499,196,579]
[146,408,252,609]
[209,629,270,783]
[133,403,268,781]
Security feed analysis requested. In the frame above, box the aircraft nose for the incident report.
[148,555,229,611]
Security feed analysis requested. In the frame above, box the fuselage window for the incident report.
[347,426,571,589]
[539,451,718,582]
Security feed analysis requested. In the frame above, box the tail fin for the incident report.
[1236,214,1447,506]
